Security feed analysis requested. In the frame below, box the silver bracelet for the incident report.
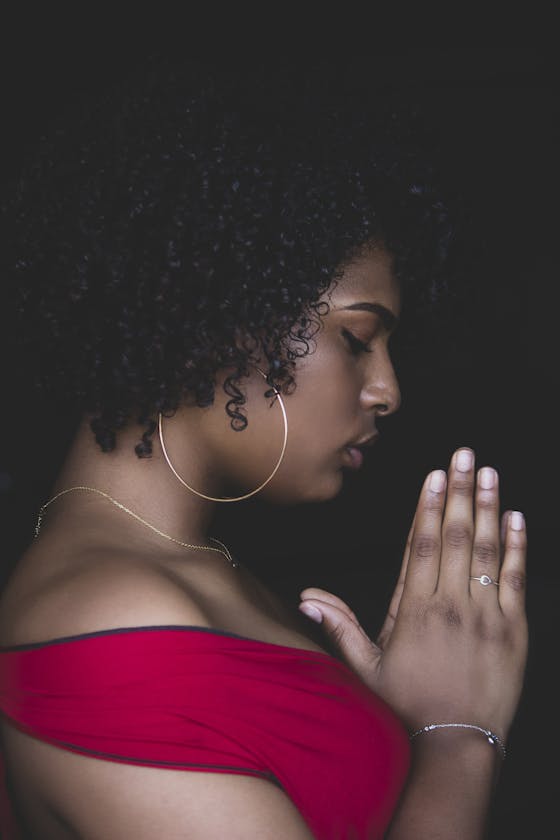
[410,723,507,760]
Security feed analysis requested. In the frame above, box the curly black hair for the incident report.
[2,56,456,458]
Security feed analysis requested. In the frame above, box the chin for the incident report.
[259,470,344,505]
[289,472,344,504]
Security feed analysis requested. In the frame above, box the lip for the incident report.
[350,434,379,449]
[343,446,364,469]
[342,433,379,470]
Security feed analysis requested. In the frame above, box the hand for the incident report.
[298,447,528,742]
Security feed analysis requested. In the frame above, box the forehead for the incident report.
[326,247,401,313]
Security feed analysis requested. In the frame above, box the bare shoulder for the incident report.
[1,553,316,838]
[0,552,213,648]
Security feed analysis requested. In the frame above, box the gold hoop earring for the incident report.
[158,366,288,502]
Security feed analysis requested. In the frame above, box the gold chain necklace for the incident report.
[34,486,239,568]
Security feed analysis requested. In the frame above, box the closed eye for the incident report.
[342,329,373,355]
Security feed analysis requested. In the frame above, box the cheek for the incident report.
[303,343,359,398]
[289,355,359,441]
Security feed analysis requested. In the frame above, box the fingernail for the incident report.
[510,511,524,530]
[456,448,474,472]
[299,603,323,623]
[429,470,446,492]
[479,467,496,489]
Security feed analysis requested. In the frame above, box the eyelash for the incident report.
[342,329,373,356]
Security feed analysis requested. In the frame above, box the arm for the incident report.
[14,735,317,839]
[298,447,528,839]
[385,729,501,839]
[5,573,316,839]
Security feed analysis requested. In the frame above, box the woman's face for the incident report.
[208,247,402,504]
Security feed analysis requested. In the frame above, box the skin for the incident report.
[2,244,528,838]
[299,449,528,838]
[300,457,528,741]
[42,245,402,554]
[0,245,404,836]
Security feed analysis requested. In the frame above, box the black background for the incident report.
[0,21,557,838]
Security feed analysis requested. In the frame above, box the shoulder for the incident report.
[1,552,317,838]
[0,552,211,648]
[4,721,315,838]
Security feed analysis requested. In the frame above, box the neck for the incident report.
[45,411,224,553]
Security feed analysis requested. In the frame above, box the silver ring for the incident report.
[470,575,499,587]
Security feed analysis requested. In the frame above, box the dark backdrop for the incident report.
[0,29,557,838]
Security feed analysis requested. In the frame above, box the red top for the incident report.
[0,626,410,838]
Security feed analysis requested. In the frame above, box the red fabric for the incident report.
[0,626,410,838]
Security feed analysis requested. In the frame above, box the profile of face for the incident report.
[190,247,402,506]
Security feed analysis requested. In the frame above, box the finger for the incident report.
[376,511,416,647]
[437,447,475,594]
[297,594,381,682]
[299,588,361,628]
[469,466,501,600]
[498,510,527,615]
[500,509,511,562]
[400,469,447,603]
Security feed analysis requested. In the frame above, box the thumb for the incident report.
[299,588,381,684]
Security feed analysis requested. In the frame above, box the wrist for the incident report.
[409,725,504,786]
[411,723,506,760]
[387,727,502,839]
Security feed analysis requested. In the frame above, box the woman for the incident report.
[0,58,528,838]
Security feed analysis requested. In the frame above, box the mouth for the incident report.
[343,446,364,469]
[343,434,379,470]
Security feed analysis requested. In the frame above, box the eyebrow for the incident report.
[335,302,400,332]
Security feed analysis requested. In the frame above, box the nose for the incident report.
[361,348,401,417]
